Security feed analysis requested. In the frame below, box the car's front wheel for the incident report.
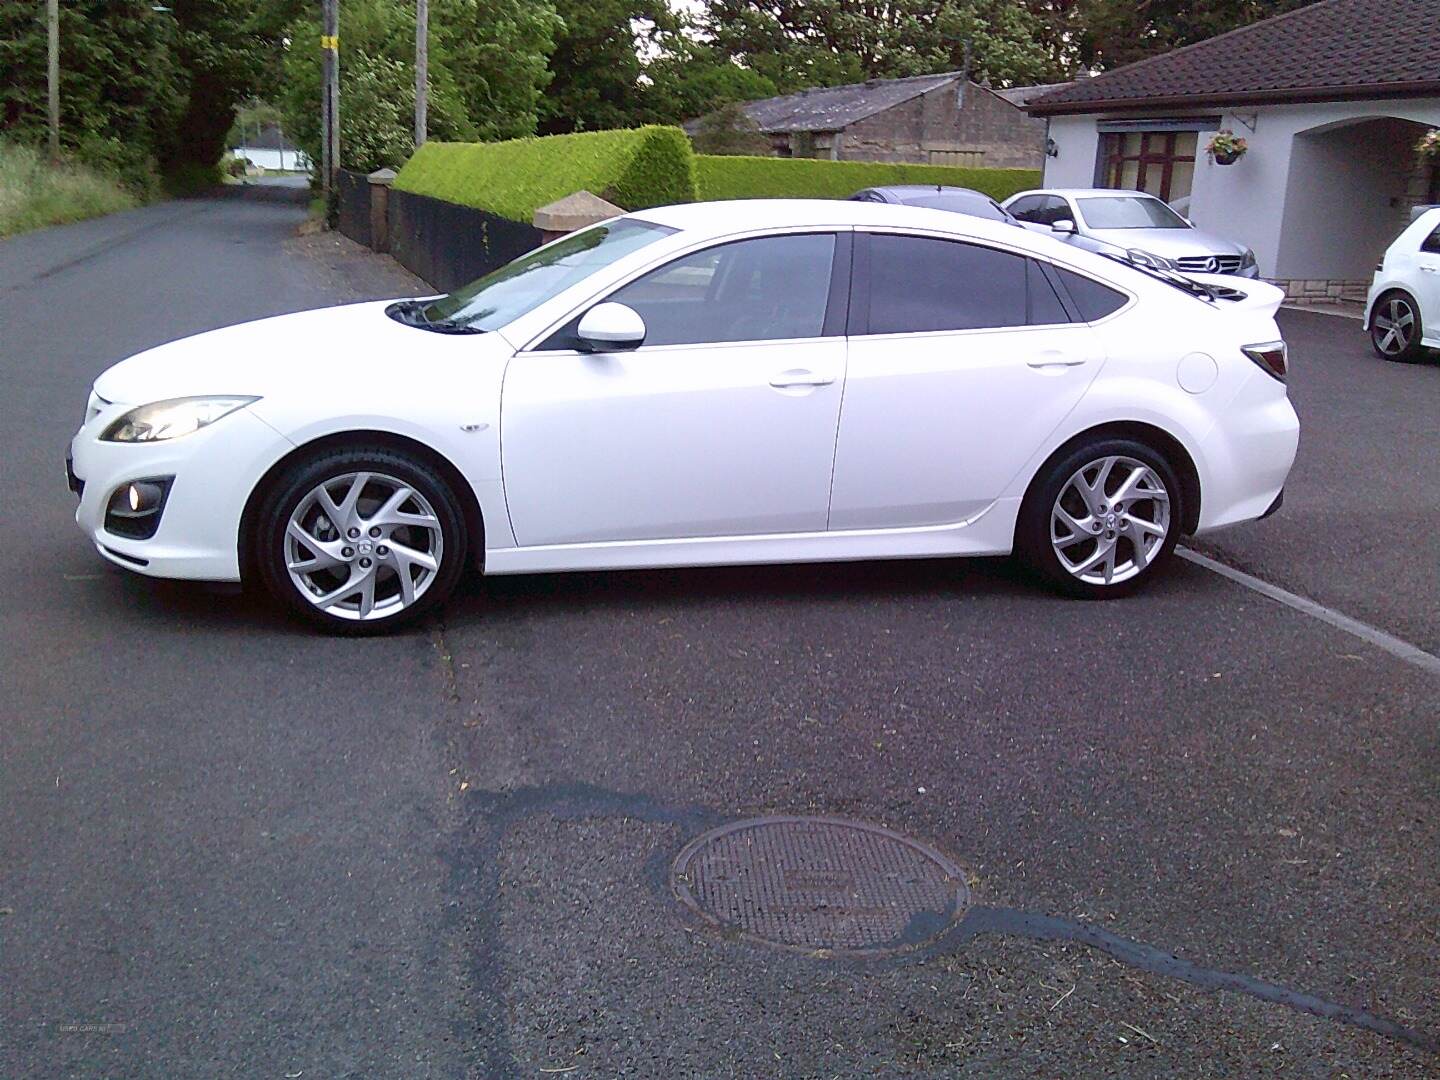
[1017,439,1180,599]
[255,447,467,633]
[1370,291,1426,363]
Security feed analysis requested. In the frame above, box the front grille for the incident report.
[1176,254,1244,274]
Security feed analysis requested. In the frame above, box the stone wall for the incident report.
[812,83,1044,169]
[1269,278,1370,305]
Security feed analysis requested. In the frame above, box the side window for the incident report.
[1027,261,1070,325]
[1038,196,1075,225]
[1054,267,1128,321]
[607,233,837,347]
[866,234,1028,333]
[1421,225,1440,254]
[1007,196,1045,223]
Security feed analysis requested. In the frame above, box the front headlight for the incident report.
[1125,247,1180,271]
[101,396,258,443]
[1240,248,1257,270]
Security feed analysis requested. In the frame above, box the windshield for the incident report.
[418,218,675,330]
[1077,196,1189,230]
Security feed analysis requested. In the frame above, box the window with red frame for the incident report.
[1100,131,1197,204]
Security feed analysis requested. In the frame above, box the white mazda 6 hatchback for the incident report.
[68,200,1299,633]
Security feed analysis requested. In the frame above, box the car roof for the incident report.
[634,198,1020,239]
[861,185,989,196]
[1014,188,1167,200]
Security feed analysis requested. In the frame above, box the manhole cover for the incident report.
[671,816,969,955]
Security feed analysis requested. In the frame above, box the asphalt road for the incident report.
[2,195,1436,1078]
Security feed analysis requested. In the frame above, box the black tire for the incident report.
[254,446,468,634]
[1369,290,1426,363]
[1015,437,1183,600]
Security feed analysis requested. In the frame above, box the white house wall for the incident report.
[1041,98,1440,283]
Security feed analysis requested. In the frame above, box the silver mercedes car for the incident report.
[1002,188,1258,277]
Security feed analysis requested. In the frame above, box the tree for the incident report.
[702,0,1064,93]
[1070,0,1318,70]
[0,0,184,189]
[644,38,777,126]
[690,101,771,155]
[277,0,559,172]
[538,0,667,133]
[279,0,480,173]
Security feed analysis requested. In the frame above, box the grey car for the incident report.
[849,185,1021,225]
[1001,188,1259,277]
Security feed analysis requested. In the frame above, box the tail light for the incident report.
[1242,340,1287,382]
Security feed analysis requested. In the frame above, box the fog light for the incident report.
[127,481,163,513]
[105,476,173,540]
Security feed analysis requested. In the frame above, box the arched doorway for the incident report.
[1276,115,1438,293]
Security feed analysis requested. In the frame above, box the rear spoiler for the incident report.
[1183,273,1285,318]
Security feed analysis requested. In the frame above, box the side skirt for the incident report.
[482,498,1022,576]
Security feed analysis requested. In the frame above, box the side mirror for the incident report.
[576,302,646,352]
[1050,219,1077,235]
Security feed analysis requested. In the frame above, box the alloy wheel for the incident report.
[284,471,444,621]
[1372,297,1415,357]
[1050,455,1171,586]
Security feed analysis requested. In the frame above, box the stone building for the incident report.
[693,72,1064,170]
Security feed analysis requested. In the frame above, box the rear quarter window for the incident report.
[1054,268,1128,321]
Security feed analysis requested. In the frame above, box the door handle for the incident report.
[1026,356,1088,368]
[1420,265,1440,273]
[769,369,836,389]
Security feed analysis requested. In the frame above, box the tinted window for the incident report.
[1010,195,1070,226]
[1028,261,1070,324]
[1422,225,1440,254]
[1007,196,1044,221]
[1055,268,1127,321]
[866,235,1028,333]
[608,233,837,346]
[900,194,1009,221]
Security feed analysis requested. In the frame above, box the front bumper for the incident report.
[68,404,292,581]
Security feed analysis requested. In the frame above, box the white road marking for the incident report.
[1178,547,1440,677]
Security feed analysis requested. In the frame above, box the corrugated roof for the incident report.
[1029,0,1440,114]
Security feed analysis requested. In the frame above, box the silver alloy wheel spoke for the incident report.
[284,470,444,621]
[1051,455,1171,586]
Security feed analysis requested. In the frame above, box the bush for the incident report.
[0,141,138,238]
[690,103,771,157]
[393,126,698,222]
[696,155,1041,203]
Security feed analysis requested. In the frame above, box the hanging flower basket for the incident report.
[1206,129,1248,165]
[1418,129,1440,162]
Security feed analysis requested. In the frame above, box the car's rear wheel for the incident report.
[255,447,467,633]
[1017,438,1180,599]
[1370,291,1426,363]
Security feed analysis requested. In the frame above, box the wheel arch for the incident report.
[1021,421,1202,536]
[237,430,487,584]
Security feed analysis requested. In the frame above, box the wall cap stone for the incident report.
[367,168,398,186]
[534,190,624,233]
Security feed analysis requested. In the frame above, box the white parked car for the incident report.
[1365,205,1440,363]
[68,200,1298,632]
[1003,189,1259,277]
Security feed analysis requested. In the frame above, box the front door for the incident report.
[501,232,848,546]
[829,231,1106,530]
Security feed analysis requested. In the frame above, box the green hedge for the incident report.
[392,126,698,222]
[696,155,1040,203]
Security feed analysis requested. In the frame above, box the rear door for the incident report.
[828,231,1108,531]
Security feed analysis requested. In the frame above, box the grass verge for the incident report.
[0,141,139,239]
